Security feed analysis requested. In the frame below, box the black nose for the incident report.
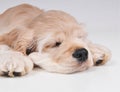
[72,48,88,62]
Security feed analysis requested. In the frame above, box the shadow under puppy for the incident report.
[0,4,111,77]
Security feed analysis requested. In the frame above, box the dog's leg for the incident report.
[88,42,111,66]
[0,45,33,77]
[0,30,34,77]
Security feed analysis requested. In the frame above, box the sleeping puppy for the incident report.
[0,4,111,77]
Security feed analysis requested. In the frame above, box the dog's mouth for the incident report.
[29,52,93,74]
[57,61,90,74]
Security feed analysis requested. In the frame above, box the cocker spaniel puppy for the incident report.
[0,4,111,77]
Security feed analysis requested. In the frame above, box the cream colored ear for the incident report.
[8,27,36,55]
[0,28,19,46]
[26,39,37,55]
[0,35,5,45]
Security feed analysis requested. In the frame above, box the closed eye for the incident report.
[53,42,61,47]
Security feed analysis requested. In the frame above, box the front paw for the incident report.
[0,51,33,77]
[93,46,111,66]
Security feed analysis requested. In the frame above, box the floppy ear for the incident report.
[0,35,7,45]
[26,39,37,55]
[10,28,36,55]
[0,29,19,46]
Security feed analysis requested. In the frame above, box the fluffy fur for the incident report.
[0,4,111,77]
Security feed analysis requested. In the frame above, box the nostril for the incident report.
[72,48,88,62]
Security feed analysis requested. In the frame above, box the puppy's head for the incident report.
[29,10,93,73]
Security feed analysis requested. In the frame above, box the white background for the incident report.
[0,0,119,92]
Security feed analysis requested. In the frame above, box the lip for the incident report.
[60,60,86,67]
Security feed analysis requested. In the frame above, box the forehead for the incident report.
[32,10,86,40]
[51,25,85,40]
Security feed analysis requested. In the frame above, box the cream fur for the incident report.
[0,45,33,77]
[0,4,111,77]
